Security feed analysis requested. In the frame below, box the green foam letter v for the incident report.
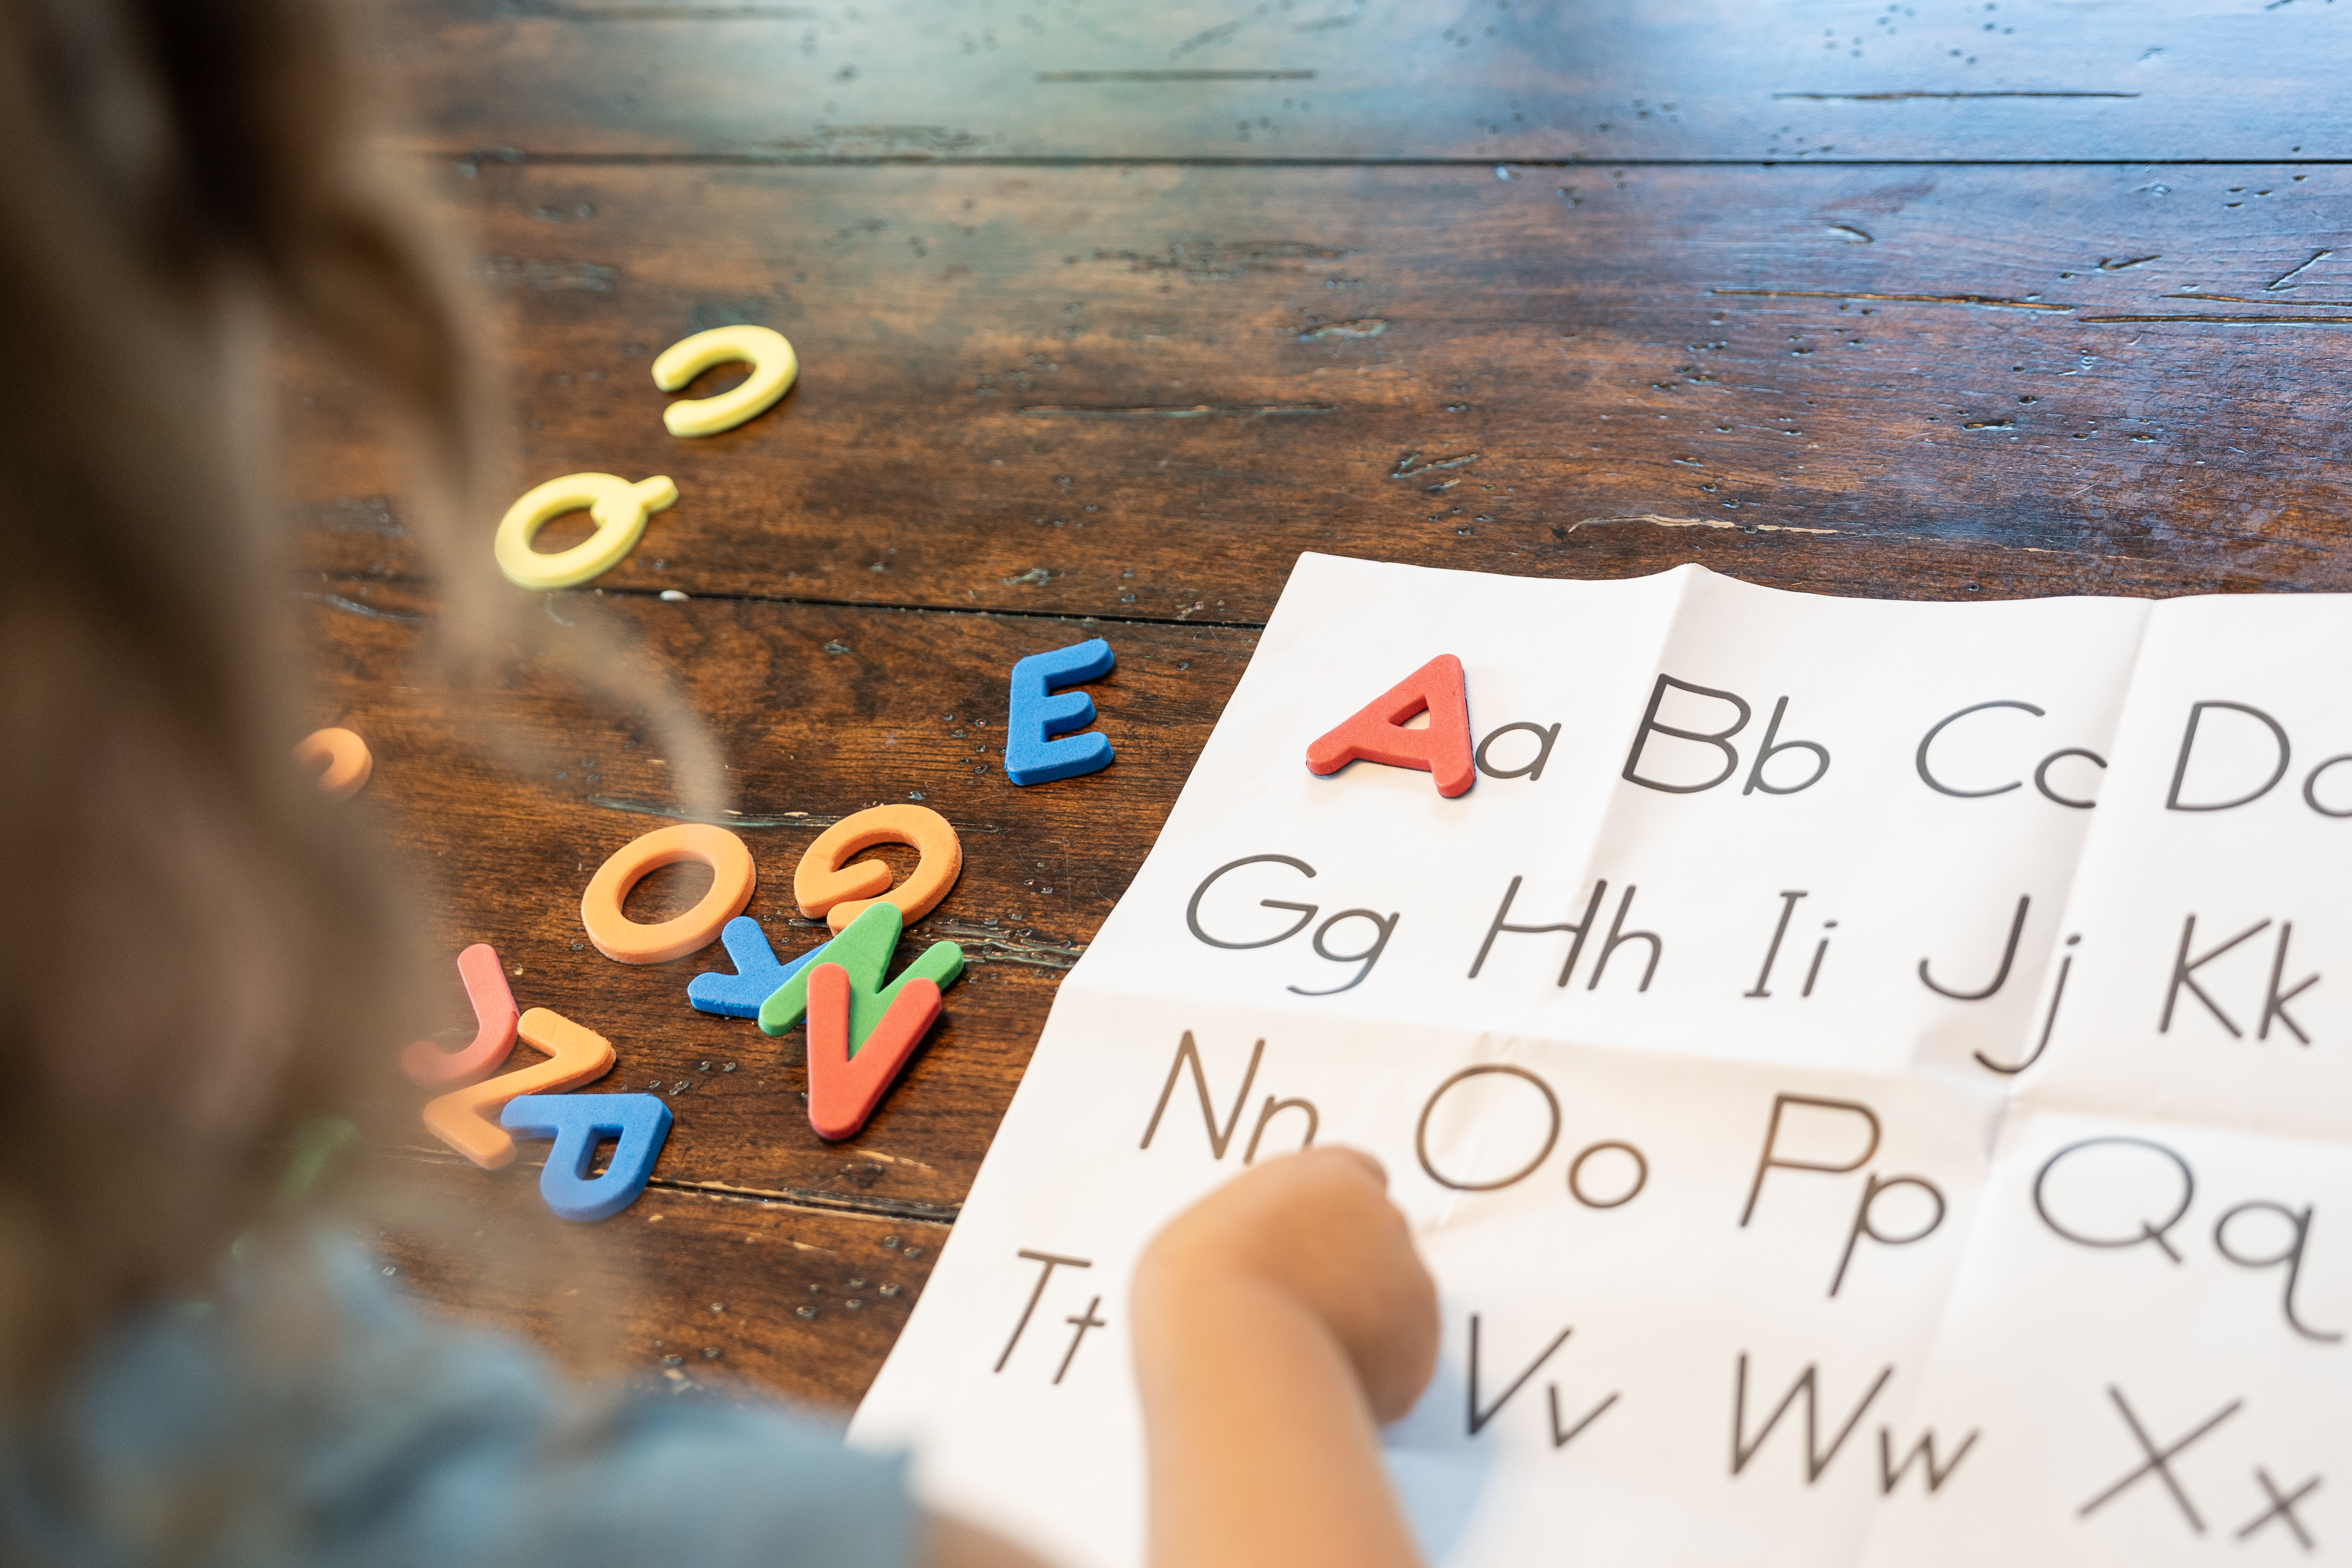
[757,901,963,1051]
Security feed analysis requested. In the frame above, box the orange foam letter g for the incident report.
[793,804,963,935]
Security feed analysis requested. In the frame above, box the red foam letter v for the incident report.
[1303,652,1475,797]
[805,961,943,1141]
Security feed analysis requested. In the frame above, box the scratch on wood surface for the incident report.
[652,1175,962,1223]
[299,591,429,623]
[756,125,990,157]
[924,916,1086,971]
[590,796,842,829]
[1296,0,1366,27]
[2099,255,2160,271]
[480,257,618,292]
[1565,515,1841,536]
[1772,91,2139,100]
[1017,403,1338,418]
[1039,69,1315,82]
[1711,288,2074,312]
[846,1149,939,1170]
[2267,249,2334,290]
[2081,314,2352,324]
[590,795,1007,834]
[2160,292,2352,307]
[1962,420,2016,430]
[1392,451,1481,478]
[1297,318,1387,341]
[305,495,405,535]
[397,1145,959,1223]
[529,4,822,16]
[1173,20,1243,56]
[1825,224,1874,244]
[1094,240,1350,279]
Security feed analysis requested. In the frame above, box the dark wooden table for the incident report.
[302,0,2352,1410]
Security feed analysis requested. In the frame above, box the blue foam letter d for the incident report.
[1004,638,1116,785]
[500,1094,673,1222]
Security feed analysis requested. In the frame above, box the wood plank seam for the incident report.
[399,1143,965,1223]
[299,576,1276,632]
[435,153,2352,171]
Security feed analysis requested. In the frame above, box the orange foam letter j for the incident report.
[422,1008,616,1169]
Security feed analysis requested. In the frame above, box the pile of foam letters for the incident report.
[404,805,973,1220]
[376,326,1127,1222]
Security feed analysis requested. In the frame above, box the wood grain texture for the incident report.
[373,1145,950,1408]
[291,159,2352,617]
[308,0,2352,1415]
[350,0,2352,163]
[314,582,1252,1221]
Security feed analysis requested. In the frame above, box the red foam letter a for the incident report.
[1304,653,1475,797]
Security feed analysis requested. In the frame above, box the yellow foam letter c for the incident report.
[651,324,799,437]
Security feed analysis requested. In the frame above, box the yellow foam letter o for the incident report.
[494,473,678,590]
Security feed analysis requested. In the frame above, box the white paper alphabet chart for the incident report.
[850,554,2352,1568]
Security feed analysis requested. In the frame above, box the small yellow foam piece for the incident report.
[651,324,799,437]
[493,473,677,590]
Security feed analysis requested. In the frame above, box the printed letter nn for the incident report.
[1305,653,1475,797]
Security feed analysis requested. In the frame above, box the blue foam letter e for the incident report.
[1004,638,1116,785]
[500,1094,673,1222]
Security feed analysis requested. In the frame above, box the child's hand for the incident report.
[1134,1147,1438,1422]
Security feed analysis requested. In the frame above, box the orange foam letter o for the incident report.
[580,824,755,963]
[793,804,962,934]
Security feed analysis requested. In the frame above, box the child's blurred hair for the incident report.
[0,0,715,1402]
